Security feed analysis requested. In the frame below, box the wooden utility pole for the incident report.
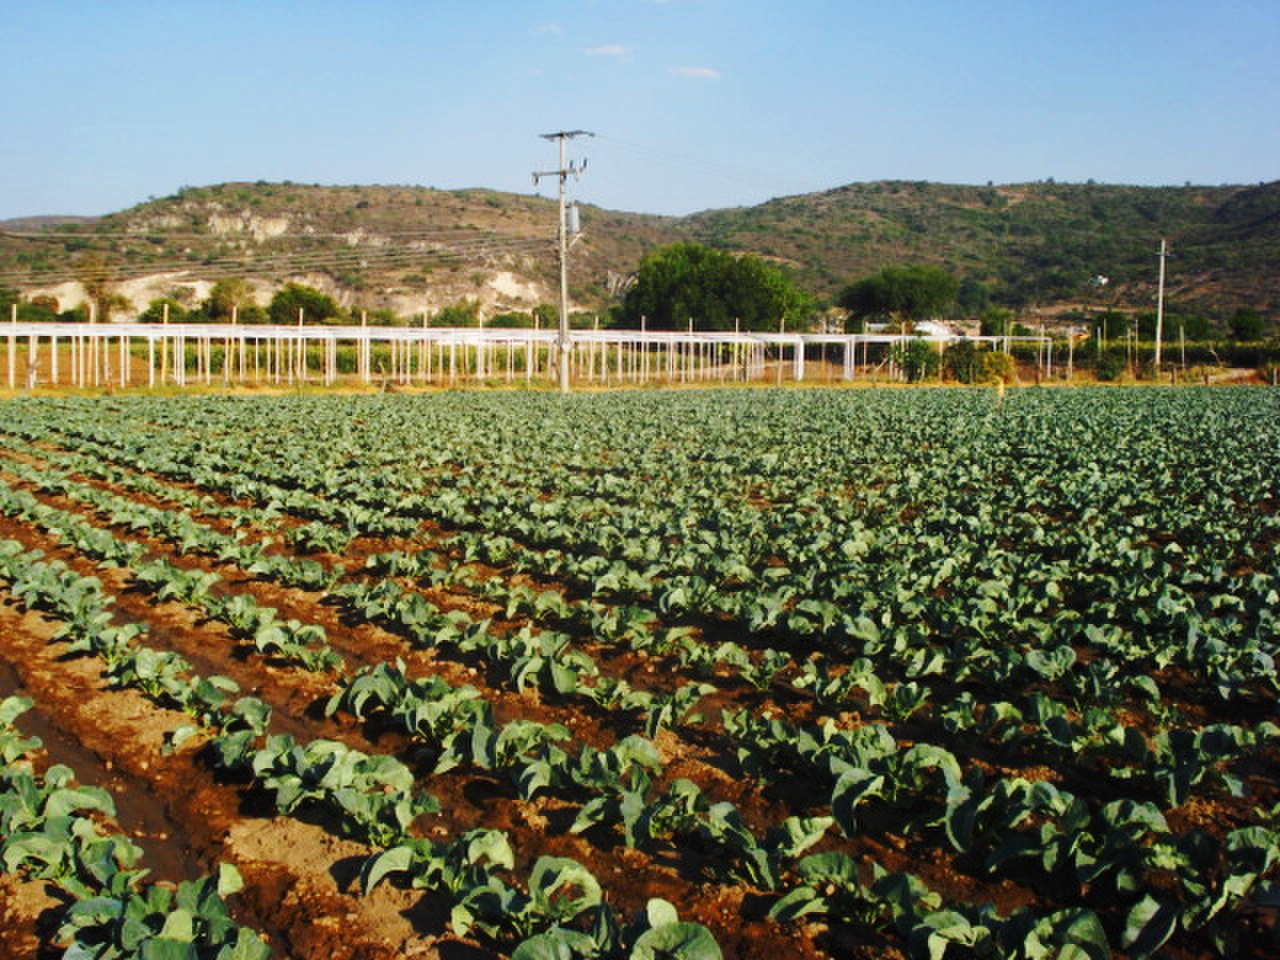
[533,130,592,394]
[1154,238,1169,371]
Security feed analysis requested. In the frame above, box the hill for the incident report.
[676,180,1280,320]
[1,178,1277,325]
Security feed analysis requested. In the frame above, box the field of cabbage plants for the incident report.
[0,386,1277,960]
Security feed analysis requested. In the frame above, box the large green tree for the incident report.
[268,283,342,325]
[1228,307,1267,341]
[435,299,481,327]
[0,288,58,322]
[205,278,256,320]
[139,297,187,324]
[838,264,958,329]
[615,242,812,331]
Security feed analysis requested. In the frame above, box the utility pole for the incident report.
[1154,238,1169,372]
[533,130,592,394]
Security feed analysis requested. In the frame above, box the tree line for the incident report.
[0,280,564,330]
[1,242,1274,343]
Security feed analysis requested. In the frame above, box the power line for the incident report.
[0,250,552,286]
[592,134,814,203]
[2,224,545,243]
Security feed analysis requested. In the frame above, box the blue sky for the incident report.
[1,1,1276,220]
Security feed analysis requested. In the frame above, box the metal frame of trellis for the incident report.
[1,321,1050,391]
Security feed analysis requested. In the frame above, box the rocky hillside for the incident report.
[1,178,1276,323]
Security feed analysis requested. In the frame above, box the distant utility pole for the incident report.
[533,130,592,394]
[1154,238,1169,371]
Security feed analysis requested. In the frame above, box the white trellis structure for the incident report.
[2,320,1052,390]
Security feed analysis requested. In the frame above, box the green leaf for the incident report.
[463,829,514,872]
[528,856,601,921]
[1122,895,1180,957]
[45,785,116,819]
[832,768,884,836]
[157,907,196,942]
[120,916,154,950]
[1026,644,1077,681]
[217,862,245,898]
[166,725,201,754]
[450,901,476,938]
[768,816,833,859]
[0,695,34,729]
[139,940,200,960]
[1055,910,1111,960]
[361,845,416,893]
[913,910,990,960]
[4,833,67,874]
[645,898,681,928]
[769,886,828,922]
[632,922,722,960]
[510,928,597,960]
[220,928,272,960]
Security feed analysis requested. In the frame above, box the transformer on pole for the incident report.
[533,130,592,394]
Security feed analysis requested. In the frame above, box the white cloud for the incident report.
[673,65,720,80]
[586,44,630,57]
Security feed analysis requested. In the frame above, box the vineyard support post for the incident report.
[100,328,110,387]
[7,303,15,389]
[161,302,169,385]
[89,304,99,387]
[235,307,247,382]
[419,315,428,384]
[639,317,648,383]
[359,312,369,383]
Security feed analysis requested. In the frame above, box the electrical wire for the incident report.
[591,135,816,204]
[2,225,542,242]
